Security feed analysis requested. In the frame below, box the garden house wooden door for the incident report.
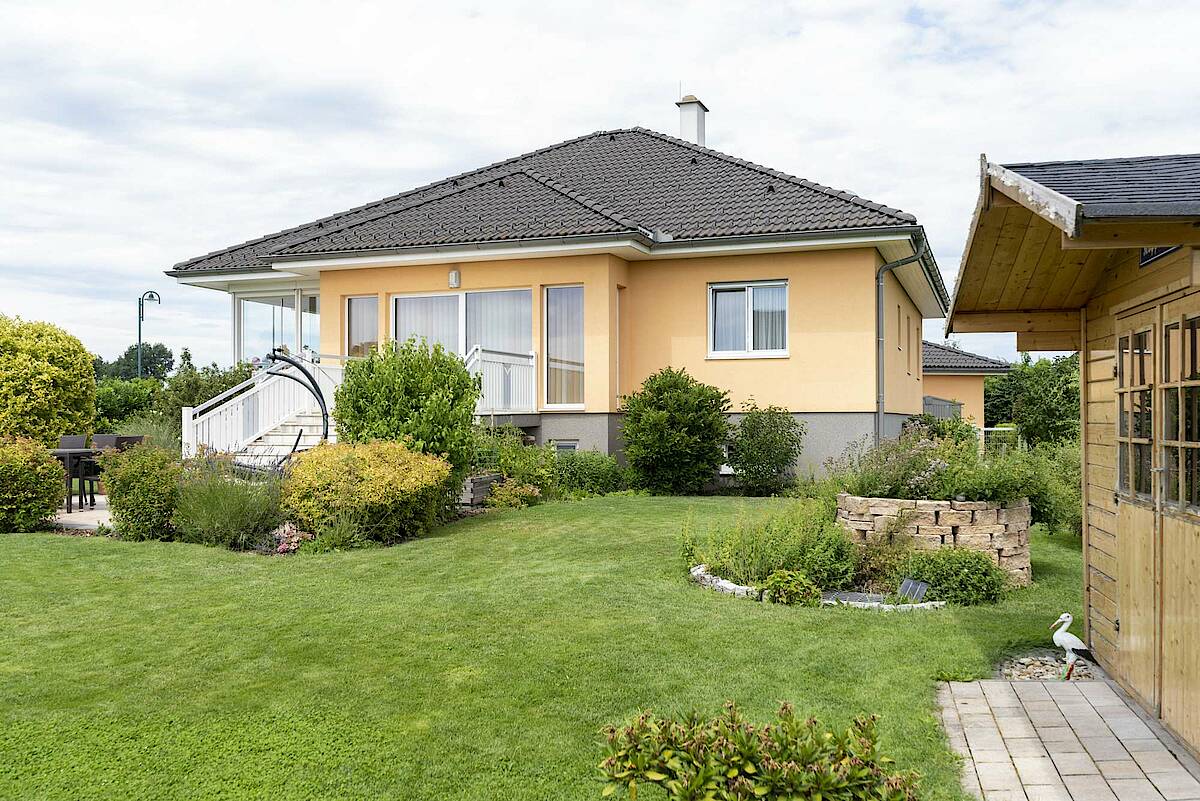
[1115,292,1200,746]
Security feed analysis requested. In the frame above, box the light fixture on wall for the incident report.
[448,268,461,289]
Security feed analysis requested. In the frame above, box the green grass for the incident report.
[0,497,1083,800]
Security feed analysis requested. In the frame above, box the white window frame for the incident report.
[707,280,789,359]
[543,283,586,411]
[390,287,532,357]
[345,294,380,358]
[233,287,318,365]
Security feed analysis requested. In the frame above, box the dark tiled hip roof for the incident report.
[922,340,1011,373]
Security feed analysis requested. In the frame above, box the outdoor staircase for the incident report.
[233,409,335,469]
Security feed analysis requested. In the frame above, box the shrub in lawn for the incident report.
[0,315,95,446]
[172,457,282,550]
[761,569,821,606]
[473,425,559,496]
[599,702,919,801]
[682,500,857,589]
[485,478,541,509]
[729,401,806,496]
[0,438,66,533]
[281,440,451,545]
[620,367,730,494]
[94,378,160,433]
[902,548,1008,605]
[99,443,182,540]
[555,448,626,496]
[333,339,480,484]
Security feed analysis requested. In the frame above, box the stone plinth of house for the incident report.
[836,493,1032,586]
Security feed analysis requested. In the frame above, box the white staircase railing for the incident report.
[465,347,536,415]
[181,356,342,456]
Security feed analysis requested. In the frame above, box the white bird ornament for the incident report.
[1050,612,1093,680]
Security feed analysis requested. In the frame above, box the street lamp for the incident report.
[137,290,161,378]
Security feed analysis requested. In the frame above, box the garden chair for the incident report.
[79,435,119,509]
[57,435,86,449]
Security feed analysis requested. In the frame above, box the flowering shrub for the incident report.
[272,522,314,554]
[0,438,65,533]
[485,478,541,509]
[599,702,919,801]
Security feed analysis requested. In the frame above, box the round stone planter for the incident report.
[835,493,1032,586]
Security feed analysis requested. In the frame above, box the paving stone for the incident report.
[1039,727,1083,743]
[977,762,1023,791]
[952,681,986,698]
[1045,737,1087,755]
[1025,784,1072,801]
[962,763,984,799]
[974,750,1015,763]
[1006,738,1049,758]
[964,712,1002,729]
[1111,721,1158,741]
[1146,770,1200,800]
[985,790,1029,801]
[1123,739,1169,754]
[1133,751,1187,774]
[1063,773,1119,800]
[959,697,995,713]
[1098,760,1147,780]
[1051,752,1099,775]
[1107,777,1167,800]
[1014,757,1061,784]
[1077,683,1126,706]
[1014,683,1054,702]
[999,717,1040,738]
[1083,737,1136,761]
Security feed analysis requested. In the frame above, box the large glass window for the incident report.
[395,295,460,353]
[241,295,295,366]
[546,285,584,406]
[301,294,320,355]
[346,296,378,358]
[709,281,787,356]
[466,290,531,354]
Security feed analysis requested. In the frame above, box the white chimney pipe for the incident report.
[675,94,708,146]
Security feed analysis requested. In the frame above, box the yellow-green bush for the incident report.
[282,440,451,544]
[0,438,66,532]
[0,316,95,446]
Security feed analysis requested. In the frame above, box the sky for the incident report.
[3,0,1199,367]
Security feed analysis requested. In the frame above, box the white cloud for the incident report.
[2,0,1198,365]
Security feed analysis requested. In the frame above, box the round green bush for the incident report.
[0,316,95,446]
[620,367,730,495]
[729,401,806,496]
[281,440,452,544]
[99,444,182,541]
[333,339,479,482]
[902,547,1009,605]
[0,438,66,532]
[761,569,821,606]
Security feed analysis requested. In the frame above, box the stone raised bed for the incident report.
[835,493,1032,586]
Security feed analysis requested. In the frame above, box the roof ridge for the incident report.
[1003,152,1200,170]
[172,128,624,270]
[627,127,917,224]
[922,339,1011,368]
[518,167,649,234]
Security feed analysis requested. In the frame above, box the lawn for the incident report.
[0,496,1083,800]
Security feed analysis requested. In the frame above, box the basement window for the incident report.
[708,281,788,358]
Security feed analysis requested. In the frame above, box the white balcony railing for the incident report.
[465,346,537,415]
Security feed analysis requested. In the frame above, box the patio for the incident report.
[940,679,1200,800]
[55,494,109,531]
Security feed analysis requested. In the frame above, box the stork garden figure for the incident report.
[1050,612,1093,680]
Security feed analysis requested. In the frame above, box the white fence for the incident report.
[466,347,536,415]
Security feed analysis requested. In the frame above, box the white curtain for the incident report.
[466,290,531,354]
[546,286,584,404]
[395,295,460,353]
[712,288,745,352]
[751,285,786,350]
[346,296,378,357]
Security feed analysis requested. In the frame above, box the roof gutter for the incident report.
[876,234,930,445]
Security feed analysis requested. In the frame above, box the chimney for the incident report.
[675,94,708,146]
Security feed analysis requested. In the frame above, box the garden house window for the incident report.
[708,281,787,357]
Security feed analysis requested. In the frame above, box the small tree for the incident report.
[0,316,95,445]
[620,367,730,494]
[94,343,174,380]
[333,339,480,481]
[728,401,806,495]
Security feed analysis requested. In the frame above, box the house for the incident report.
[169,98,948,471]
[921,340,1010,427]
[945,153,1200,756]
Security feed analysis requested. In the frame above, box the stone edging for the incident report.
[688,564,946,611]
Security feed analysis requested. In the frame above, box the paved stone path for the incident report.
[939,680,1200,801]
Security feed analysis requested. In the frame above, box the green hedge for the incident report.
[0,438,66,532]
[100,444,182,540]
[0,316,95,446]
[903,548,1008,605]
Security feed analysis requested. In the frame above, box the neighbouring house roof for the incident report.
[922,340,1010,374]
[167,127,947,307]
[1003,153,1200,219]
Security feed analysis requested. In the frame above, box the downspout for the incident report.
[875,236,929,445]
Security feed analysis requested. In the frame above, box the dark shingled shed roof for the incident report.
[1003,153,1200,219]
[169,127,923,274]
[922,340,1011,373]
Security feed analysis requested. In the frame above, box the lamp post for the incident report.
[137,290,161,378]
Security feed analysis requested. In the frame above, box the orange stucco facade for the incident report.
[922,373,986,426]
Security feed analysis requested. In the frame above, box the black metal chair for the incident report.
[79,435,119,509]
[57,435,86,449]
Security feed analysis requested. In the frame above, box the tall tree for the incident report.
[94,343,174,381]
[984,353,1079,444]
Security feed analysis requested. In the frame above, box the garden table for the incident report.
[49,448,95,514]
